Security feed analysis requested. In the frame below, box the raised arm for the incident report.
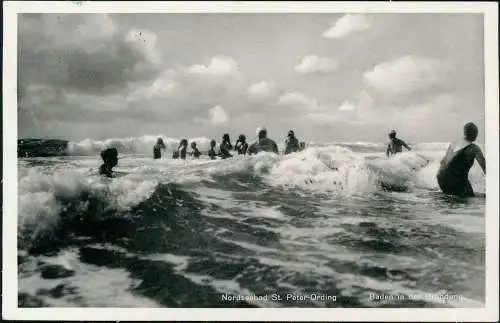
[386,145,391,158]
[402,140,411,151]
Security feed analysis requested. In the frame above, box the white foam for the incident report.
[17,143,486,251]
[68,135,214,156]
[19,249,160,307]
[267,147,375,195]
[17,166,159,250]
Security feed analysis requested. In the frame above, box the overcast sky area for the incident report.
[18,13,485,143]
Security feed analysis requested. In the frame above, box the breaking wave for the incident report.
[19,135,464,157]
[18,143,485,254]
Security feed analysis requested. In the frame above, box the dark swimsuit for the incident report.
[179,148,187,160]
[235,141,248,155]
[208,149,216,160]
[219,142,233,159]
[285,137,300,155]
[437,144,476,197]
[153,146,162,159]
[192,149,201,158]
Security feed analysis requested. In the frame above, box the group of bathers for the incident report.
[152,128,306,160]
[98,122,486,198]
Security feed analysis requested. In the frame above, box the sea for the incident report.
[17,136,486,308]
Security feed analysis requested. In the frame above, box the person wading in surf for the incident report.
[247,127,279,155]
[219,133,233,159]
[208,139,217,160]
[437,122,486,197]
[153,137,166,159]
[173,139,188,160]
[284,130,301,155]
[386,130,411,157]
[235,134,248,155]
[190,141,201,159]
[99,147,119,177]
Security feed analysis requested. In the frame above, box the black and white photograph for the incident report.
[3,1,499,321]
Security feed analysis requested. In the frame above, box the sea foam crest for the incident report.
[17,144,485,250]
[18,167,159,250]
[68,135,214,156]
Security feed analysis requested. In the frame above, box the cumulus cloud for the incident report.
[17,13,167,139]
[294,55,338,74]
[75,14,118,43]
[188,55,239,75]
[363,55,446,100]
[147,79,176,98]
[246,81,273,98]
[333,87,479,142]
[277,92,326,112]
[209,105,229,124]
[125,29,161,65]
[338,101,357,112]
[322,14,371,39]
[18,14,161,97]
[16,14,483,143]
[278,92,313,106]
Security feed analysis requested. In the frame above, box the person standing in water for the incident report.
[284,130,300,155]
[219,133,233,159]
[173,139,188,160]
[235,134,248,155]
[386,130,411,157]
[247,127,279,155]
[437,122,486,197]
[99,147,119,177]
[179,139,188,160]
[153,137,166,159]
[208,139,217,160]
[190,141,201,159]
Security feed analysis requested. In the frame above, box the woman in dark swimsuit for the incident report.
[190,141,201,158]
[437,122,486,197]
[219,133,233,159]
[172,139,188,160]
[208,139,217,160]
[153,137,166,159]
[234,134,248,155]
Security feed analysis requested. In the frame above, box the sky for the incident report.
[17,13,485,143]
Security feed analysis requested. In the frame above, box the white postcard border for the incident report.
[2,1,498,321]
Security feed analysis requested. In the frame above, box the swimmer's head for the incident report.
[389,130,396,139]
[210,139,216,147]
[180,139,188,147]
[238,134,246,142]
[100,147,118,168]
[191,142,197,149]
[288,130,295,137]
[464,122,478,141]
[258,128,267,139]
[156,137,164,145]
[222,133,230,141]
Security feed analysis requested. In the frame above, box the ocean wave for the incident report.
[67,135,215,156]
[19,146,484,254]
[19,135,462,158]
